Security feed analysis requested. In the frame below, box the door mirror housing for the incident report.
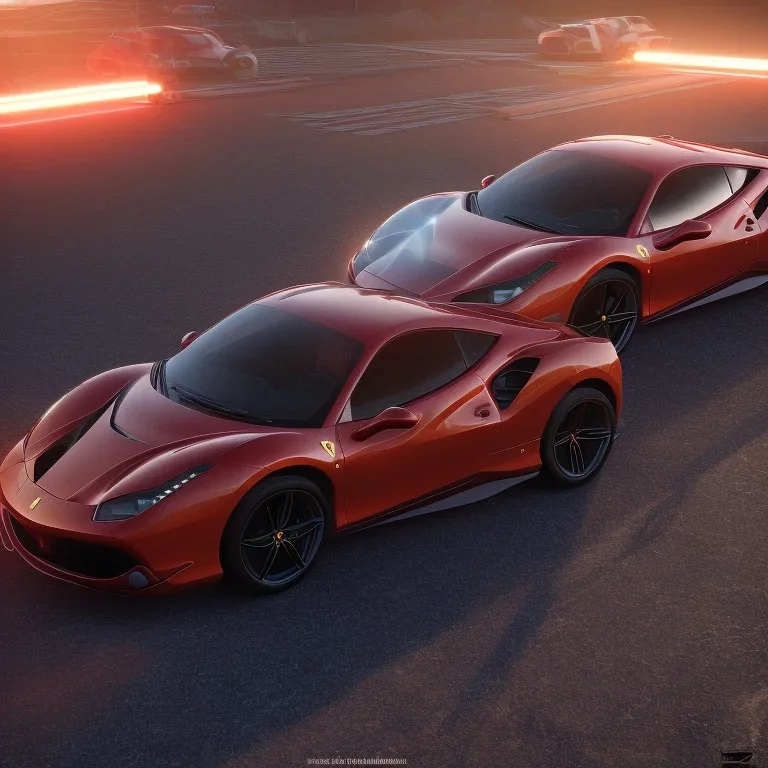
[349,407,419,442]
[180,331,199,350]
[651,219,712,250]
[480,175,496,188]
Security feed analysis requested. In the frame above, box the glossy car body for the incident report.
[86,26,258,81]
[0,284,621,595]
[349,135,768,343]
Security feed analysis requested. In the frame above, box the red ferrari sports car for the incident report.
[349,135,768,352]
[0,284,621,596]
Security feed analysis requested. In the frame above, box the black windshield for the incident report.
[476,149,653,236]
[163,304,364,428]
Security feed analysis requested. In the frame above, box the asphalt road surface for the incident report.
[2,58,768,768]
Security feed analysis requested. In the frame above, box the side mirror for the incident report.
[349,407,419,442]
[652,219,712,250]
[180,330,199,350]
[481,175,496,188]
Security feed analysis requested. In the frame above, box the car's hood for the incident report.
[353,193,579,298]
[28,374,285,504]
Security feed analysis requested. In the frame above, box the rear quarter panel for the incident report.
[474,335,621,471]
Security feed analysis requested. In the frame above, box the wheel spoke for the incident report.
[284,517,324,541]
[263,504,277,532]
[570,440,586,475]
[575,319,605,333]
[608,288,627,314]
[274,492,294,530]
[569,441,582,475]
[606,310,636,324]
[572,401,588,430]
[258,544,279,579]
[282,539,306,570]
[599,281,609,313]
[554,431,572,447]
[574,427,612,441]
[242,532,276,549]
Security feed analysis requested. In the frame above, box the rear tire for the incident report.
[220,475,329,594]
[540,387,616,487]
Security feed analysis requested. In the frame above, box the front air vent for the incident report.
[491,358,540,410]
[32,399,114,482]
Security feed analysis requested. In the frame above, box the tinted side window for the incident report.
[725,166,759,193]
[454,331,497,367]
[648,166,733,230]
[349,330,468,421]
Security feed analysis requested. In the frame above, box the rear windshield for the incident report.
[164,304,364,427]
[476,149,653,237]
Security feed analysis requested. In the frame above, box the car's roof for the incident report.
[552,135,768,174]
[258,283,561,347]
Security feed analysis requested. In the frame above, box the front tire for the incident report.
[220,475,328,594]
[568,267,640,353]
[540,387,616,487]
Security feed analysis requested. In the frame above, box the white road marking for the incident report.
[255,43,460,78]
[504,78,724,119]
[274,81,657,136]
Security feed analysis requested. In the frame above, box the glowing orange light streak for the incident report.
[634,50,768,73]
[0,81,163,115]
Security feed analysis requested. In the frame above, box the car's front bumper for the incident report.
[0,459,225,595]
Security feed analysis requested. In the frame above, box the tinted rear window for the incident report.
[164,304,363,427]
[476,149,653,236]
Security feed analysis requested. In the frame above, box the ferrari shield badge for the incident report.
[636,244,650,260]
[320,441,336,459]
[29,497,41,510]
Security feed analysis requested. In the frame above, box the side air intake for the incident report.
[32,400,114,482]
[491,358,540,410]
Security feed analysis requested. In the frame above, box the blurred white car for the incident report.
[538,18,670,59]
[589,16,671,50]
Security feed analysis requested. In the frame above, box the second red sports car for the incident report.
[1,284,620,596]
[349,135,768,351]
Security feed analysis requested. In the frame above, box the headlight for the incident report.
[453,261,558,305]
[93,465,210,522]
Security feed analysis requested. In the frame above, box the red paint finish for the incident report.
[350,136,768,328]
[0,285,621,594]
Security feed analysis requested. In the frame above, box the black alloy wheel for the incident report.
[221,475,328,594]
[569,268,640,353]
[541,387,616,486]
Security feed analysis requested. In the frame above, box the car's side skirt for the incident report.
[342,471,540,535]
[645,270,768,324]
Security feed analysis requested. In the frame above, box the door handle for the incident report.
[474,404,492,418]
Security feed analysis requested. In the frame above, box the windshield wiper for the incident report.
[169,384,258,421]
[501,214,563,234]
